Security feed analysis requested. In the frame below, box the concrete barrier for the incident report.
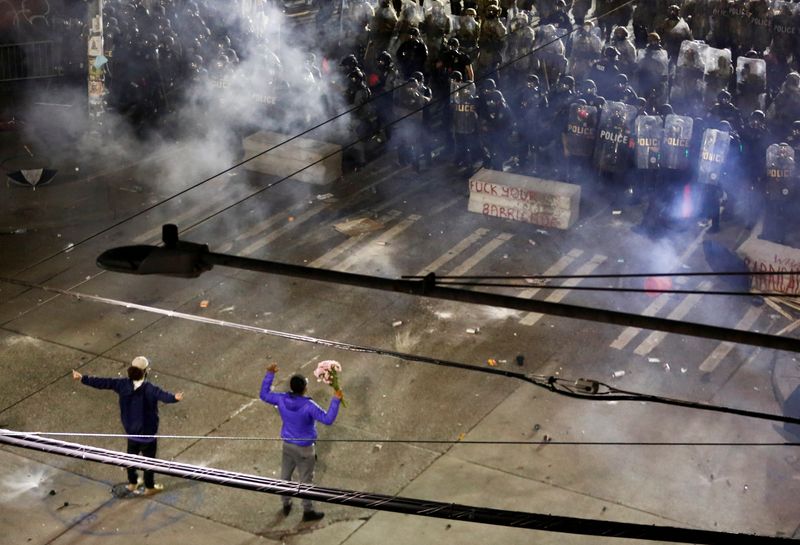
[737,236,800,295]
[467,168,581,229]
[242,131,342,185]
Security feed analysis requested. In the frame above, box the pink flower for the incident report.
[313,360,346,407]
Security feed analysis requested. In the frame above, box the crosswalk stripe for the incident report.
[698,306,764,373]
[416,228,490,276]
[338,214,422,271]
[519,254,608,326]
[240,205,327,256]
[633,280,713,356]
[609,230,707,350]
[309,210,403,268]
[448,233,513,277]
[516,248,584,300]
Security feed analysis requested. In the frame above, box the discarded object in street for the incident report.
[465,327,480,334]
[392,320,403,327]
[317,193,334,200]
[199,300,209,308]
[612,210,622,215]
[487,358,498,367]
[334,217,384,237]
[612,370,626,378]
[648,357,660,363]
[516,355,525,366]
[6,167,58,189]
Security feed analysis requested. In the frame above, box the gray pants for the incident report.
[281,442,316,511]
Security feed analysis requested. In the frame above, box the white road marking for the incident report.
[338,214,422,271]
[519,254,608,326]
[609,230,707,350]
[416,228,490,276]
[698,306,764,373]
[633,281,713,356]
[309,210,403,268]
[448,233,513,277]
[516,249,584,300]
[239,205,327,256]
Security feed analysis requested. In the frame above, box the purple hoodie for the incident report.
[259,371,341,446]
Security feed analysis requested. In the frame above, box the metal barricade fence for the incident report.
[0,41,57,81]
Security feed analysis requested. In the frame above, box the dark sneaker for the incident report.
[282,504,292,516]
[302,510,325,522]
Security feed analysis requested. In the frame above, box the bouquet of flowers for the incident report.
[314,360,346,407]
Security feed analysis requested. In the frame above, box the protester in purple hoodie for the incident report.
[260,363,342,522]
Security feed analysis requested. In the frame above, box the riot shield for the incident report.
[697,128,730,184]
[451,82,478,134]
[770,1,800,60]
[661,115,694,170]
[635,47,669,78]
[736,56,767,115]
[634,115,663,169]
[671,41,706,108]
[698,43,733,107]
[765,142,795,199]
[593,101,637,171]
[565,102,599,157]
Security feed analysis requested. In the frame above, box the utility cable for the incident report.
[1,431,797,447]
[0,430,792,545]
[3,274,799,426]
[403,271,800,280]
[8,0,633,279]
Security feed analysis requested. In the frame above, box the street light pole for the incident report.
[96,224,800,354]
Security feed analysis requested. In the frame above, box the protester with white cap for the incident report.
[73,356,183,496]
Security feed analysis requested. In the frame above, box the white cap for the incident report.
[131,356,150,370]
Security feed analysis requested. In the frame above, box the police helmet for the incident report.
[408,26,420,37]
[751,110,766,120]
[717,89,732,103]
[482,78,497,91]
[558,75,575,90]
[377,50,393,66]
[447,37,460,49]
[484,89,505,105]
[450,70,463,82]
[527,74,539,84]
[340,54,359,69]
[658,103,673,116]
[349,68,365,83]
[647,32,661,44]
[668,4,680,17]
[464,7,477,16]
[411,71,425,83]
[581,79,597,94]
[787,72,800,90]
[486,4,500,16]
[718,120,732,131]
[613,26,628,39]
[616,73,629,85]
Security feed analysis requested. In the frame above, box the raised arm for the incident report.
[259,364,282,405]
[74,370,124,392]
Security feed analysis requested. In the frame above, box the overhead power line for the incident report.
[0,430,792,545]
[4,431,798,447]
[3,274,799,426]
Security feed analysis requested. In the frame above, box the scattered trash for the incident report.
[457,432,466,441]
[528,239,536,246]
[612,370,626,378]
[617,258,624,263]
[648,357,660,363]
[375,241,388,246]
[535,229,549,235]
[373,444,382,452]
[65,243,75,253]
[542,435,552,442]
[516,355,525,366]
[220,306,235,313]
[533,424,540,431]
[465,327,480,334]
[316,193,334,200]
[334,217,384,236]
[663,363,671,372]
[287,216,295,222]
[49,490,56,496]
[487,358,498,367]
[499,359,507,364]
[227,172,238,177]
[612,210,622,215]
[392,320,403,327]
[0,228,27,235]
[680,367,687,374]
[743,484,749,492]
[502,254,508,259]
[199,300,209,308]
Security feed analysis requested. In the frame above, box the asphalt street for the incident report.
[1,131,799,544]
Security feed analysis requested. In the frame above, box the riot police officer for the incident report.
[393,75,431,171]
[708,90,743,133]
[588,46,622,100]
[478,88,513,170]
[397,26,428,80]
[761,143,796,244]
[449,71,479,166]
